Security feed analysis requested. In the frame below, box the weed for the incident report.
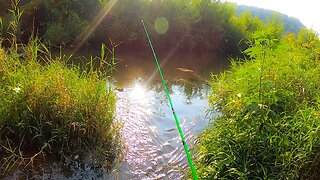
[0,38,121,176]
[0,4,122,172]
[196,30,320,179]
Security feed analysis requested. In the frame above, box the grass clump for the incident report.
[196,28,320,179]
[0,39,121,174]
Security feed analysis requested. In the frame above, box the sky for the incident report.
[223,0,320,34]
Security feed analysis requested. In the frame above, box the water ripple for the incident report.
[107,83,209,180]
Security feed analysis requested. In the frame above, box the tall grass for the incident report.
[0,5,121,173]
[0,37,121,175]
[195,29,320,179]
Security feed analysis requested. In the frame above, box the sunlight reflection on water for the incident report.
[107,77,211,180]
[129,83,149,104]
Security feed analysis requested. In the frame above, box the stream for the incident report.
[4,51,228,179]
[102,51,226,179]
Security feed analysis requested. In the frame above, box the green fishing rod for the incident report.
[141,20,198,180]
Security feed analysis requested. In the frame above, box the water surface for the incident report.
[104,51,225,179]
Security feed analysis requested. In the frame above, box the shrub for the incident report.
[45,11,87,46]
[45,22,67,45]
[196,30,320,179]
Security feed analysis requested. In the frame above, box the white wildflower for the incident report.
[13,87,21,93]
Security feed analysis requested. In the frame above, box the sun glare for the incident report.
[72,0,118,53]
[130,83,147,101]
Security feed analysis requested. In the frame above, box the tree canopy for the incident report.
[0,0,310,55]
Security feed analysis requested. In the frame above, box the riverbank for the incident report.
[0,39,121,177]
[196,29,320,179]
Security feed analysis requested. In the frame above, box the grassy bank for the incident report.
[196,29,320,179]
[0,39,121,175]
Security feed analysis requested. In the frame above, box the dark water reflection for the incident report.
[3,51,228,179]
[114,51,227,87]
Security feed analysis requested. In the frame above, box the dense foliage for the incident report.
[196,28,320,179]
[0,0,304,55]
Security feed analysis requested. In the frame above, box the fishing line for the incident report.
[141,20,198,180]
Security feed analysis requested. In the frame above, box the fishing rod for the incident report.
[141,20,198,180]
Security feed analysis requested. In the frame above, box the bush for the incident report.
[0,39,120,174]
[45,11,87,46]
[196,29,320,179]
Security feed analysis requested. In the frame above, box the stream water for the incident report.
[103,51,227,179]
[3,51,228,179]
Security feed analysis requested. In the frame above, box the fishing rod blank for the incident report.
[141,20,198,180]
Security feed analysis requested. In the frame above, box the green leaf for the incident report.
[101,43,105,61]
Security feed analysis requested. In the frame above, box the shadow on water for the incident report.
[3,50,229,179]
[114,50,228,87]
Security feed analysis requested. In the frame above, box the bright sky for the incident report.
[223,0,320,34]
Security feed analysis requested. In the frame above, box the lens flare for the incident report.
[72,0,118,53]
[154,17,169,34]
